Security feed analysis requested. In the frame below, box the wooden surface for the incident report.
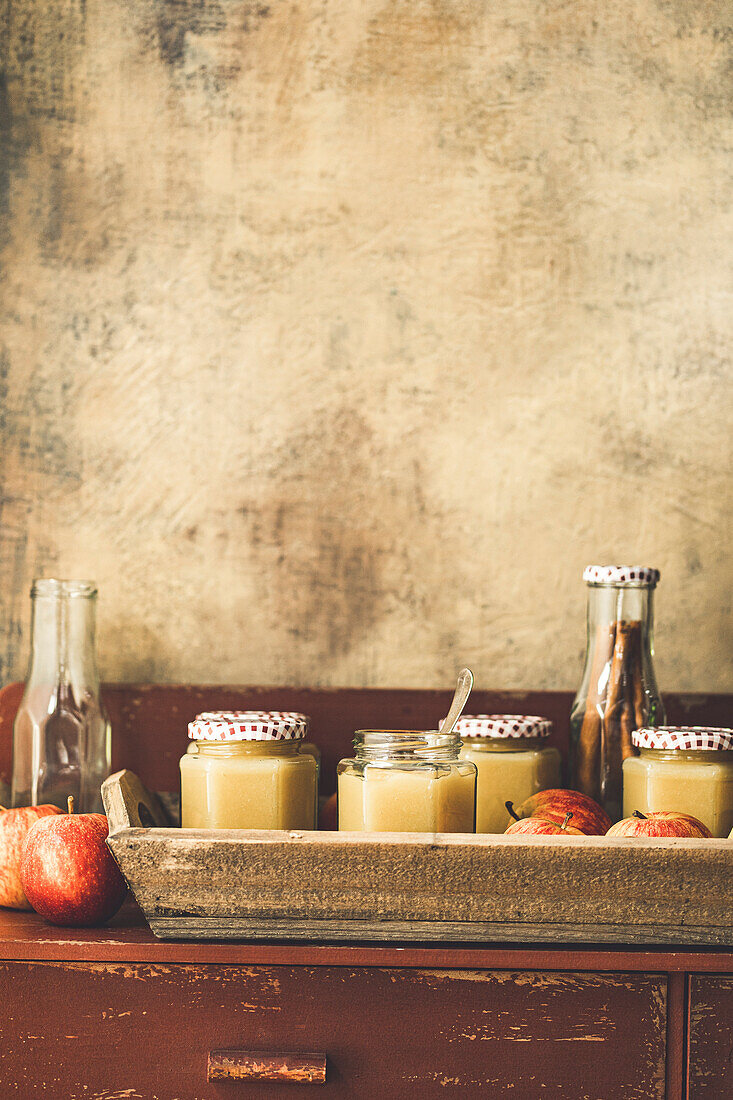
[105,766,733,946]
[0,902,729,1097]
[3,681,732,795]
[0,959,669,1098]
[2,902,732,971]
[102,768,171,832]
[688,976,733,1099]
[143,916,733,946]
[666,972,687,1100]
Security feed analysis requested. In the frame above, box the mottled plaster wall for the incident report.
[0,0,731,691]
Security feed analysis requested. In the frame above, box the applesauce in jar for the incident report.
[458,715,561,833]
[180,711,317,830]
[337,731,476,833]
[192,710,321,785]
[623,727,733,838]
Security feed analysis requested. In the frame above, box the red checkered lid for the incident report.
[454,714,553,740]
[632,726,733,752]
[583,565,660,587]
[188,710,309,741]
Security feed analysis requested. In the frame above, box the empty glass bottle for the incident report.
[11,579,111,812]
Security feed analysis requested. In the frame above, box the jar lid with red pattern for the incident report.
[632,726,733,752]
[454,714,553,740]
[188,710,309,741]
[583,565,660,587]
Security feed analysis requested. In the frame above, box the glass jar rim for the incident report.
[31,579,98,599]
[584,579,657,589]
[191,740,301,754]
[460,735,545,751]
[637,746,733,759]
[354,730,459,758]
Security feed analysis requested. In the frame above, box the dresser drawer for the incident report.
[688,975,733,1099]
[0,961,666,1098]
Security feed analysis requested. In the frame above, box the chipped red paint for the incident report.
[688,976,733,1099]
[0,960,667,1098]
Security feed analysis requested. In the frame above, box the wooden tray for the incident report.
[103,770,733,946]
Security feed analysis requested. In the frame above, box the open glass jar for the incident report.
[180,711,317,830]
[337,731,476,833]
[570,565,665,821]
[623,726,733,838]
[458,715,561,833]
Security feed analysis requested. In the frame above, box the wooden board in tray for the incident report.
[103,771,733,946]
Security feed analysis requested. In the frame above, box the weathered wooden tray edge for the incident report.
[103,770,733,946]
[145,917,733,946]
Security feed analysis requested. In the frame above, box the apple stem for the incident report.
[67,795,75,815]
[633,810,647,820]
[505,801,520,821]
[560,811,573,832]
[0,805,6,813]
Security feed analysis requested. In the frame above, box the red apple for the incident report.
[0,803,64,909]
[21,796,127,927]
[505,811,584,836]
[506,789,612,836]
[318,792,338,831]
[607,810,712,839]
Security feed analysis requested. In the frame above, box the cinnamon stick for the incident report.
[575,621,616,800]
[631,623,646,729]
[602,619,641,815]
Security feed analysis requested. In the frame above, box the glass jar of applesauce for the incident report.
[623,727,733,838]
[192,709,321,795]
[299,740,322,773]
[337,731,477,833]
[180,711,317,830]
[457,715,561,833]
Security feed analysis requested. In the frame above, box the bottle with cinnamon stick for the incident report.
[570,565,665,822]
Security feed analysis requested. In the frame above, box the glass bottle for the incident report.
[570,565,665,821]
[11,580,111,812]
[337,730,477,833]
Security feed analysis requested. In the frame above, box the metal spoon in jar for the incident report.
[439,667,474,737]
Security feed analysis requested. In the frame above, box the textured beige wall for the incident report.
[0,0,731,691]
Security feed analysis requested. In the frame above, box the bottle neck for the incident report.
[27,581,100,687]
[354,730,461,762]
[581,582,658,687]
[586,583,654,634]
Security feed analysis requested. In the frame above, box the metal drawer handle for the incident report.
[207,1050,327,1085]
